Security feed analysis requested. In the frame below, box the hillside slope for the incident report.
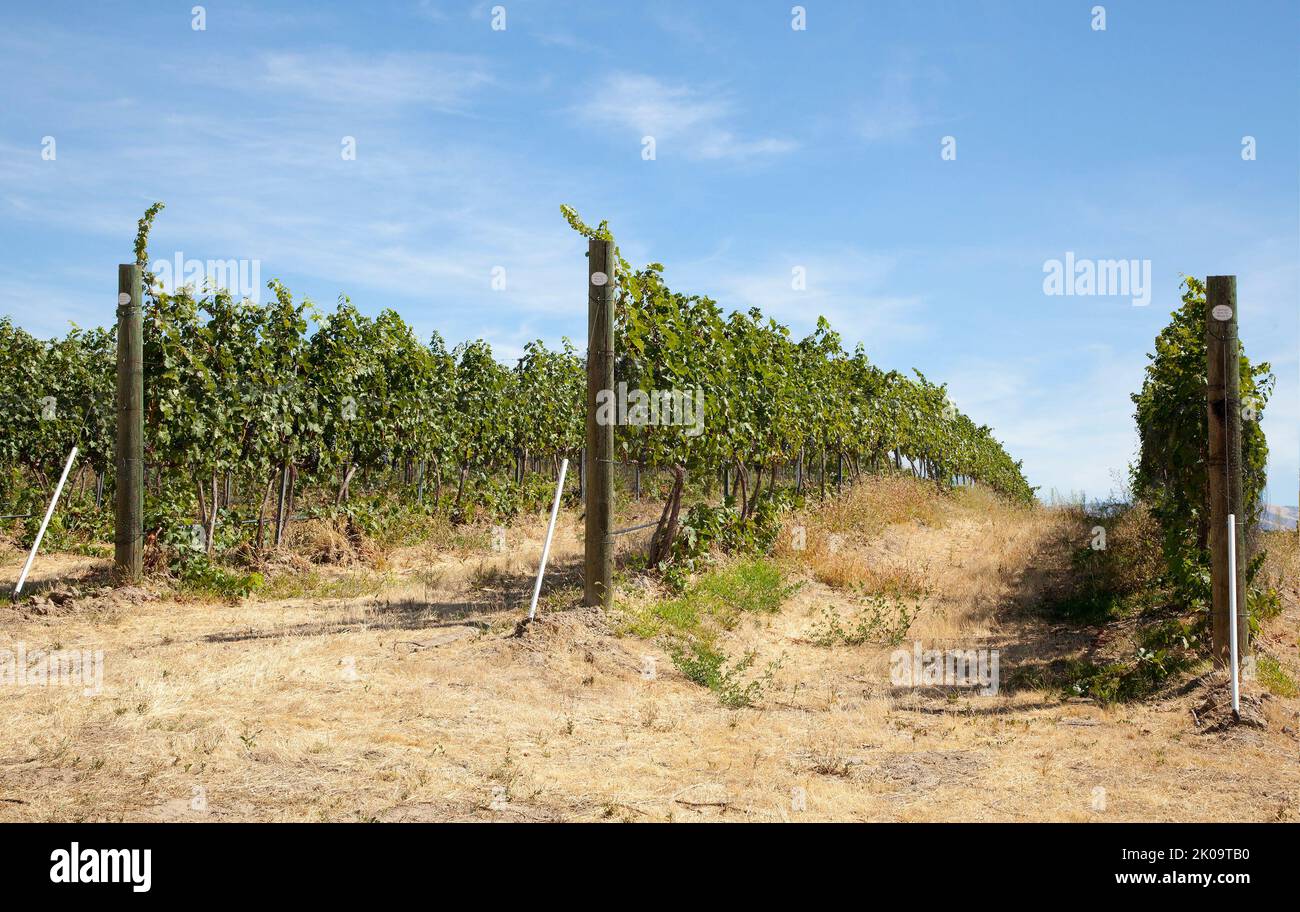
[1,478,1297,822]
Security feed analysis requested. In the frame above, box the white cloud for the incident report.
[944,346,1145,502]
[412,0,449,22]
[0,90,588,353]
[649,9,708,45]
[535,30,587,50]
[577,73,796,162]
[256,50,492,110]
[854,64,944,143]
[0,271,106,338]
[665,249,930,363]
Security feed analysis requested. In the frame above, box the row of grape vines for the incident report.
[0,204,1032,568]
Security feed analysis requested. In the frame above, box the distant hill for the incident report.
[1260,505,1299,531]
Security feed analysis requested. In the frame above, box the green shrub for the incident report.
[808,593,921,647]
[1062,644,1198,705]
[692,558,796,623]
[664,493,796,587]
[177,555,263,602]
[622,558,798,638]
[668,640,783,709]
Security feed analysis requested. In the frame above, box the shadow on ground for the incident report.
[201,558,585,644]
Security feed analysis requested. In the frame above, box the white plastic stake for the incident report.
[1227,513,1240,716]
[528,458,568,621]
[14,446,78,597]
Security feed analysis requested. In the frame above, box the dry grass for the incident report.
[1260,530,1300,601]
[809,555,932,597]
[1256,530,1300,701]
[288,517,378,567]
[1,479,1297,822]
[802,473,945,537]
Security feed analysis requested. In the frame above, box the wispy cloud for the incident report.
[256,50,492,110]
[535,29,587,50]
[577,73,796,162]
[0,100,586,349]
[944,346,1145,501]
[173,49,493,113]
[855,64,944,143]
[649,8,708,45]
[412,0,449,23]
[671,249,930,359]
[0,268,110,338]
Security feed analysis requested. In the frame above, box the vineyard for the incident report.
[4,0,1299,886]
[1,207,1296,827]
[0,204,1031,586]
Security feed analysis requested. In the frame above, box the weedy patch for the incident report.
[1044,502,1165,625]
[812,556,932,598]
[176,557,264,604]
[668,640,784,709]
[690,558,799,625]
[616,558,794,707]
[807,593,923,647]
[1257,653,1298,698]
[1060,616,1205,704]
[616,558,798,639]
[1063,652,1200,705]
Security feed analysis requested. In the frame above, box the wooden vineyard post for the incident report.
[114,264,144,584]
[1206,275,1248,668]
[584,239,615,608]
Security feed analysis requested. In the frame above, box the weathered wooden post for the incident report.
[114,264,144,583]
[1206,275,1248,667]
[583,239,615,608]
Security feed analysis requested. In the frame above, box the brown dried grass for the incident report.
[0,480,1296,822]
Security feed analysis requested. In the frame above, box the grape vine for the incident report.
[0,203,1034,572]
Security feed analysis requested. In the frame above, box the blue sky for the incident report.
[1,0,1296,504]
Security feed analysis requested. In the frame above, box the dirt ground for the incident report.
[1,485,1297,822]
